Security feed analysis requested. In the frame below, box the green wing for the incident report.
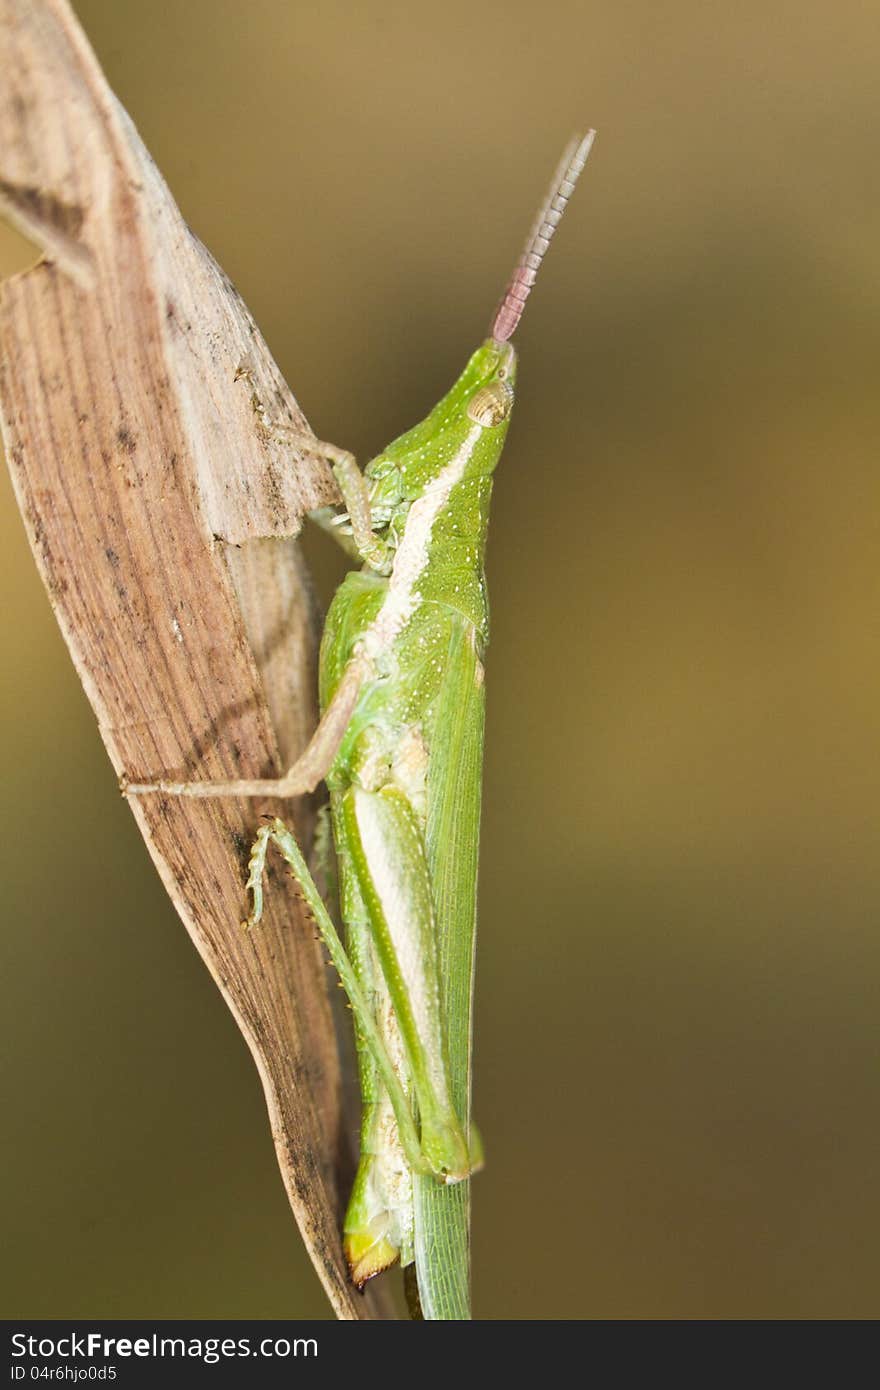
[415,611,486,1319]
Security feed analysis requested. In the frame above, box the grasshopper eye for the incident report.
[467,380,514,427]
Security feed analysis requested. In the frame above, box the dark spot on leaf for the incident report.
[0,178,85,237]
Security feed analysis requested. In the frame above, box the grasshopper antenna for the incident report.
[490,129,596,344]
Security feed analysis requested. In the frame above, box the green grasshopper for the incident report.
[127,131,594,1319]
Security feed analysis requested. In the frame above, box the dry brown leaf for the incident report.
[0,0,394,1320]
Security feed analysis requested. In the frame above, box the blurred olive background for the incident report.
[2,0,879,1320]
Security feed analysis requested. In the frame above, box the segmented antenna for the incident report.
[490,130,596,344]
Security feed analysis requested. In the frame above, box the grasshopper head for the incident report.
[365,341,516,498]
